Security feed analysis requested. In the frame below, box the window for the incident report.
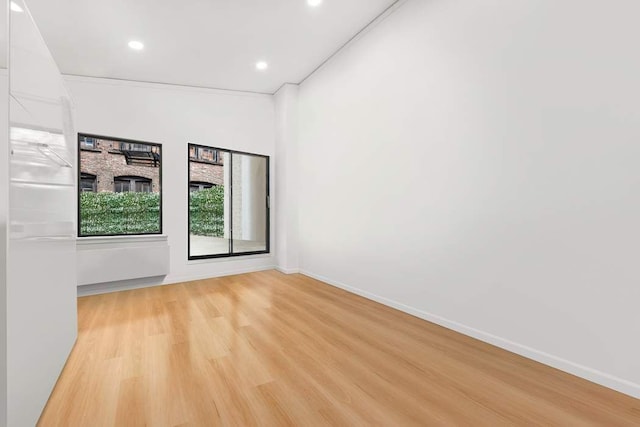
[114,176,152,193]
[78,133,162,237]
[188,144,269,259]
[189,181,215,192]
[80,173,97,192]
[80,136,97,150]
[119,142,154,152]
[190,146,221,164]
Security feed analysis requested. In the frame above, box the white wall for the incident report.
[67,76,276,287]
[0,0,5,69]
[297,0,640,398]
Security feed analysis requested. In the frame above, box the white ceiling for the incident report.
[24,0,398,94]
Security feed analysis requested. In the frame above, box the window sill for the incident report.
[77,234,168,246]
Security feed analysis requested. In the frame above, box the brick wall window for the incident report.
[190,146,220,164]
[80,136,97,150]
[189,181,215,192]
[120,142,154,152]
[114,176,152,193]
[80,173,97,192]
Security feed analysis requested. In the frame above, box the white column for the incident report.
[274,83,300,273]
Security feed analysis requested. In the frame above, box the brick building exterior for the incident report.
[80,136,161,193]
[189,160,224,186]
[80,137,225,194]
[188,145,225,188]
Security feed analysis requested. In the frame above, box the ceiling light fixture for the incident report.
[307,0,322,7]
[255,61,268,71]
[10,2,23,12]
[128,40,144,50]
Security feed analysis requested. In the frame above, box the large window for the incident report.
[78,133,162,237]
[188,144,269,259]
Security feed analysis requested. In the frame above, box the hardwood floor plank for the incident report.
[38,270,640,426]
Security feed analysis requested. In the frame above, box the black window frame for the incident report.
[188,143,270,260]
[77,133,163,238]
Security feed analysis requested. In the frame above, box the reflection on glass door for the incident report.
[231,153,268,254]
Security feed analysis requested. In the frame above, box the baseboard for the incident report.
[77,276,168,297]
[275,266,300,274]
[166,265,276,286]
[299,269,640,400]
[78,265,276,297]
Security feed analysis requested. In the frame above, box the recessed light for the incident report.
[10,2,23,12]
[128,40,144,50]
[256,61,268,71]
[307,0,322,7]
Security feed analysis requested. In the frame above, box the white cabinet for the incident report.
[2,1,78,425]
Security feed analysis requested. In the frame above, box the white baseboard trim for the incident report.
[78,276,165,297]
[299,269,640,400]
[166,265,276,286]
[275,266,300,274]
[78,265,276,297]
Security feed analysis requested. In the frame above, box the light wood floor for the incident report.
[39,270,639,426]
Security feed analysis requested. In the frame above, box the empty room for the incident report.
[1,0,639,425]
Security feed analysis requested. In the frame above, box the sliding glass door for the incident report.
[188,144,269,259]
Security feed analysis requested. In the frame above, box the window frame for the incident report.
[79,136,97,150]
[119,142,155,152]
[187,143,270,260]
[77,133,163,238]
[189,181,216,192]
[114,175,153,193]
[79,172,97,193]
[190,145,221,165]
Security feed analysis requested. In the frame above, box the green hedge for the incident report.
[80,187,225,237]
[80,192,161,235]
[189,186,225,237]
